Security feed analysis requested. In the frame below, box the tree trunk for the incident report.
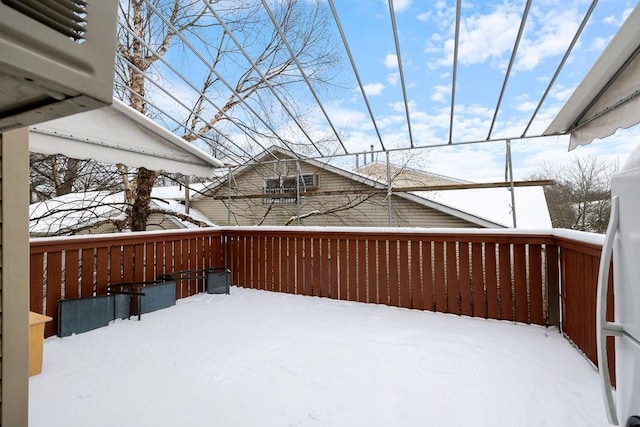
[130,167,159,231]
[58,158,79,196]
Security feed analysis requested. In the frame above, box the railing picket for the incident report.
[422,240,434,311]
[183,239,193,295]
[485,243,499,320]
[30,253,44,315]
[65,249,80,300]
[96,247,109,295]
[123,245,135,283]
[546,245,559,326]
[357,239,367,304]
[368,239,378,304]
[410,240,422,310]
[110,246,122,285]
[312,237,321,296]
[399,240,410,309]
[155,241,165,279]
[389,240,400,307]
[172,240,182,294]
[46,251,62,337]
[378,240,388,305]
[321,238,330,298]
[514,244,528,323]
[498,243,513,321]
[471,242,485,318]
[458,242,472,316]
[135,244,145,283]
[338,239,348,300]
[265,236,275,292]
[529,244,544,325]
[189,238,197,294]
[329,239,338,299]
[285,237,295,294]
[434,242,446,312]
[145,242,155,283]
[347,239,357,301]
[302,238,313,295]
[236,236,245,287]
[81,248,95,296]
[446,241,458,314]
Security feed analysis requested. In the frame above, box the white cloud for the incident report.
[392,0,412,13]
[603,8,634,26]
[362,82,386,96]
[383,54,398,69]
[592,36,610,51]
[516,101,537,112]
[417,11,431,22]
[551,86,575,102]
[427,4,587,72]
[324,102,367,129]
[387,72,400,86]
[430,84,450,102]
[428,3,521,68]
[516,9,582,71]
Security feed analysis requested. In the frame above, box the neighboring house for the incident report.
[29,190,214,237]
[161,146,551,229]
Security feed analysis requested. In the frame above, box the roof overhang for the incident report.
[28,98,224,177]
[544,3,640,150]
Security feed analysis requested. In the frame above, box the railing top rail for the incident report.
[30,227,223,252]
[219,226,556,244]
[29,225,605,254]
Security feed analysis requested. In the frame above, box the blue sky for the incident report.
[146,0,639,181]
[319,0,638,180]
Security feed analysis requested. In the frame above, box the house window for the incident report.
[263,174,318,204]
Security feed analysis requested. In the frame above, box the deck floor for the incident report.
[30,287,608,426]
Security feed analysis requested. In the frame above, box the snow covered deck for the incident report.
[29,286,608,426]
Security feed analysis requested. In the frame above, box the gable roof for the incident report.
[29,98,224,177]
[182,145,550,229]
[355,162,468,187]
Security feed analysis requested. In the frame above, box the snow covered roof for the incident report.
[355,161,468,187]
[29,190,215,236]
[151,182,218,201]
[29,98,224,177]
[410,186,552,229]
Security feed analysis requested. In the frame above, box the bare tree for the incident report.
[203,150,429,227]
[29,154,122,202]
[115,0,340,231]
[532,156,618,233]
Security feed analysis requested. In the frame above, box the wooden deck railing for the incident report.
[224,228,558,325]
[29,227,614,381]
[554,232,615,383]
[30,229,224,337]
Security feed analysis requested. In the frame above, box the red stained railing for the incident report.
[225,228,558,325]
[29,227,613,382]
[30,229,224,337]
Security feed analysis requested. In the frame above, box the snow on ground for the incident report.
[30,287,608,427]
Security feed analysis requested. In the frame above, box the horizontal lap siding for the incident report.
[192,159,480,228]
